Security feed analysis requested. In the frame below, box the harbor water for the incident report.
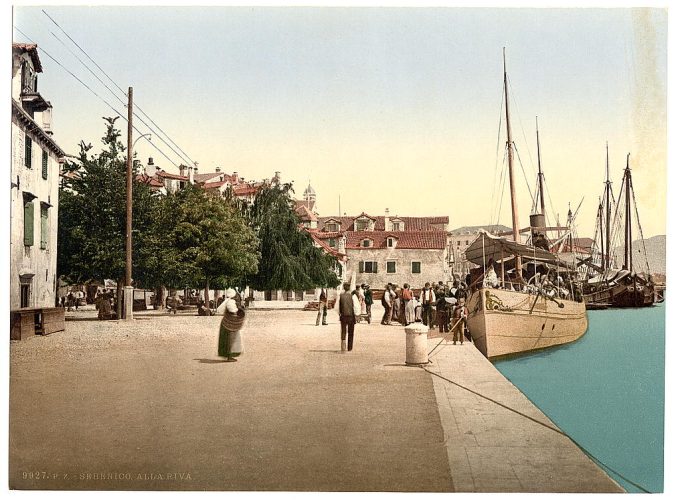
[494,303,665,492]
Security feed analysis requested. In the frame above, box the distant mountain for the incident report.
[613,235,666,275]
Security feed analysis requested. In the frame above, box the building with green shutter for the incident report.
[11,43,65,309]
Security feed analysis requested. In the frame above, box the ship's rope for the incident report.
[629,175,652,276]
[421,366,652,493]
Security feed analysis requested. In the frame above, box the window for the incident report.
[457,241,461,246]
[20,277,32,308]
[465,240,469,246]
[391,222,402,231]
[40,204,49,249]
[387,238,395,248]
[23,196,34,246]
[386,261,396,274]
[412,262,421,274]
[42,151,48,179]
[362,239,372,248]
[326,222,339,232]
[328,238,336,247]
[359,261,378,273]
[355,219,369,231]
[25,135,32,168]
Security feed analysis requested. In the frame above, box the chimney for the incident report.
[215,166,221,173]
[338,235,346,254]
[384,208,390,231]
[179,164,187,177]
[189,166,195,184]
[41,106,53,135]
[145,157,157,177]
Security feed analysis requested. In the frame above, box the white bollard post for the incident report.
[405,322,429,365]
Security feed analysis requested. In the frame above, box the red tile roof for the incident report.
[136,174,164,188]
[306,230,345,259]
[156,170,188,181]
[203,180,229,189]
[295,204,318,221]
[194,172,224,183]
[345,231,447,250]
[232,184,259,196]
[317,215,448,231]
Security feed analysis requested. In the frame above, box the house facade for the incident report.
[447,225,511,278]
[311,210,450,290]
[11,43,66,309]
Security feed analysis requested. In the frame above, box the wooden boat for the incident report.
[464,50,588,359]
[581,152,655,309]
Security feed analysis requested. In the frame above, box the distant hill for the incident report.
[613,234,666,275]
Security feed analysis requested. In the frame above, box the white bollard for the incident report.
[405,322,429,365]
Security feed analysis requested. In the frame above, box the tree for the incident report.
[246,182,340,291]
[150,185,259,303]
[58,117,159,308]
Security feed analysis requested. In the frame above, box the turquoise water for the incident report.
[494,304,665,493]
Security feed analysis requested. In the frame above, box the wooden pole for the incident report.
[126,87,133,287]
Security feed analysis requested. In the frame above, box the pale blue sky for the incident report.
[11,5,668,239]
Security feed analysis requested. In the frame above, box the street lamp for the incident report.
[132,133,152,151]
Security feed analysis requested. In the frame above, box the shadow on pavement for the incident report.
[194,358,231,364]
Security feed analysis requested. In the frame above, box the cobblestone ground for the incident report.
[9,306,453,492]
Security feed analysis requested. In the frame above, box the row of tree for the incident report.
[58,118,340,308]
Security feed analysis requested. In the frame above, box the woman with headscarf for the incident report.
[218,288,245,362]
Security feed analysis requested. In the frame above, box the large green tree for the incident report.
[150,185,259,301]
[246,182,340,291]
[58,117,159,294]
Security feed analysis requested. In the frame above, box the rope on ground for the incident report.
[421,366,651,493]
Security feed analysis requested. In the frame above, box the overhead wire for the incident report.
[41,9,197,168]
[13,25,182,169]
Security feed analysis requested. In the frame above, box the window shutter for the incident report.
[42,151,48,179]
[359,261,364,273]
[24,200,34,246]
[373,261,378,273]
[40,205,49,249]
[25,136,32,168]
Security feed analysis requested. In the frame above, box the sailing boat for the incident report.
[463,50,588,359]
[582,151,655,308]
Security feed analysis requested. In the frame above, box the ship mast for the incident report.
[623,153,632,271]
[503,48,521,244]
[535,117,546,216]
[604,143,612,271]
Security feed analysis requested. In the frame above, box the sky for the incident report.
[9,2,669,242]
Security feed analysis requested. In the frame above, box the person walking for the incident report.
[451,297,469,345]
[363,285,373,324]
[316,288,328,326]
[218,288,245,362]
[338,283,357,352]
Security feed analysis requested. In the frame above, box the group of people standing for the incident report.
[381,281,468,323]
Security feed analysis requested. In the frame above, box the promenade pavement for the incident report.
[10,306,452,491]
[9,304,623,492]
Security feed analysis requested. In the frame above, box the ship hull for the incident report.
[467,287,588,359]
[583,281,655,309]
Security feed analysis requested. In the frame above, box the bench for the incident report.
[10,307,65,341]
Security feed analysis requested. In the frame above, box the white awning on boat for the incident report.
[465,230,572,267]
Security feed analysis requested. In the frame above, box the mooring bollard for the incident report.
[405,322,429,365]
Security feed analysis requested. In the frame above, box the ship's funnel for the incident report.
[529,213,546,231]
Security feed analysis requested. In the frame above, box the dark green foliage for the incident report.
[57,117,157,286]
[246,183,341,291]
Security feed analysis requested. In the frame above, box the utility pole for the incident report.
[123,86,134,320]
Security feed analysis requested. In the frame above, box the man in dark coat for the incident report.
[338,283,356,352]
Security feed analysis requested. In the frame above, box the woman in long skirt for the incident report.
[218,288,244,362]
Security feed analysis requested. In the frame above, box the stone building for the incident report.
[311,210,450,290]
[11,43,66,309]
